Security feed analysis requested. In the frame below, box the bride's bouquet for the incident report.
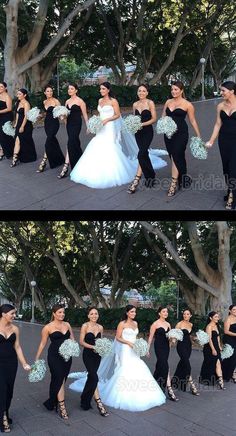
[190,137,208,160]
[2,121,15,137]
[53,105,70,119]
[156,116,177,138]
[59,339,80,362]
[221,344,234,360]
[133,338,149,357]
[123,115,142,134]
[94,338,113,357]
[26,107,41,123]
[166,329,183,341]
[196,329,209,346]
[87,115,103,134]
[28,359,47,382]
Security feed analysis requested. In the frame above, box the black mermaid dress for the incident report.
[0,101,14,158]
[199,330,221,385]
[0,333,18,431]
[153,327,170,391]
[66,104,82,169]
[135,109,155,183]
[164,107,191,187]
[80,332,101,410]
[172,329,192,390]
[218,111,236,206]
[15,108,37,162]
[44,106,64,168]
[222,323,236,381]
[43,330,72,410]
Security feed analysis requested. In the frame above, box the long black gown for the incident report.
[135,109,155,183]
[80,332,101,410]
[15,108,37,162]
[172,329,192,391]
[0,100,14,158]
[43,330,72,410]
[164,107,191,188]
[199,330,221,385]
[222,322,236,381]
[218,111,236,206]
[66,104,82,169]
[153,327,170,392]
[43,106,65,168]
[0,333,18,431]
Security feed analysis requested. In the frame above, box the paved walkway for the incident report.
[0,98,228,211]
[9,321,236,435]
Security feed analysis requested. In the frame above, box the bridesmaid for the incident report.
[162,81,201,196]
[172,308,199,395]
[0,304,30,433]
[148,306,179,401]
[222,304,236,382]
[35,304,74,420]
[206,81,236,209]
[79,307,109,416]
[57,83,88,178]
[10,89,37,167]
[36,85,64,172]
[0,82,14,159]
[199,311,225,389]
[127,84,157,193]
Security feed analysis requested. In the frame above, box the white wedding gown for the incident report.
[70,105,168,189]
[69,328,166,412]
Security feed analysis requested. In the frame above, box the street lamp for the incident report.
[30,280,36,323]
[200,57,206,101]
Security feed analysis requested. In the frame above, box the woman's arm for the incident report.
[13,326,30,370]
[20,101,30,132]
[147,321,157,350]
[67,322,75,341]
[79,323,94,350]
[35,325,49,360]
[224,318,236,336]
[187,103,201,137]
[102,99,121,125]
[133,102,137,115]
[161,100,169,117]
[116,322,133,347]
[0,95,13,114]
[79,98,89,125]
[141,100,157,127]
[206,104,222,147]
[206,325,217,355]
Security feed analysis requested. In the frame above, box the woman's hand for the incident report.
[146,351,150,358]
[205,141,213,148]
[23,363,31,371]
[127,341,134,348]
[212,348,217,356]
[102,119,109,126]
[19,126,24,133]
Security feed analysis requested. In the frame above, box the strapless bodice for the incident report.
[98,104,114,121]
[122,327,138,343]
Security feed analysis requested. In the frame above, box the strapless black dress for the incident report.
[66,104,82,169]
[135,109,155,182]
[153,327,170,391]
[0,100,14,158]
[218,110,236,206]
[0,333,18,430]
[81,332,101,410]
[44,106,64,168]
[15,107,37,162]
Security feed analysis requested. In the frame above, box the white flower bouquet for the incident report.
[59,339,80,362]
[156,116,177,138]
[2,121,15,137]
[53,105,70,119]
[196,329,209,346]
[133,338,149,357]
[190,137,208,160]
[28,359,46,382]
[87,115,103,134]
[123,115,142,134]
[94,337,113,357]
[26,107,40,123]
[166,329,183,341]
[221,344,234,360]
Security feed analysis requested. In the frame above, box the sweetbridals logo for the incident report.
[117,377,158,392]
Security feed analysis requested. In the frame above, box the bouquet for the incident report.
[59,339,80,362]
[123,115,142,134]
[2,121,15,137]
[94,338,113,357]
[156,116,177,139]
[221,344,234,360]
[190,137,208,160]
[87,115,103,134]
[26,107,40,123]
[53,105,70,119]
[28,359,46,382]
[133,338,149,357]
[196,329,209,346]
[166,329,183,341]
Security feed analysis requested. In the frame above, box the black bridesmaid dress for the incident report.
[0,333,18,431]
[135,109,155,183]
[153,327,170,392]
[66,104,82,169]
[164,107,191,187]
[218,111,236,207]
[222,322,236,381]
[15,108,37,162]
[199,330,221,385]
[172,329,192,390]
[43,106,65,168]
[80,332,101,410]
[0,101,14,158]
[43,330,72,410]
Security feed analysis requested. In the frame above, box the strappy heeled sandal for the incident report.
[167,386,179,401]
[57,163,69,179]
[0,413,10,433]
[95,398,109,416]
[127,175,141,194]
[167,177,178,197]
[10,153,19,168]
[189,380,200,396]
[217,376,226,390]
[225,192,235,210]
[36,155,47,172]
[57,400,69,420]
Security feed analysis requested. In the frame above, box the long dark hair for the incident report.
[0,304,15,317]
[171,80,186,98]
[68,83,78,92]
[182,307,192,316]
[205,311,218,327]
[50,303,65,321]
[100,81,114,99]
[122,304,136,321]
[229,304,236,314]
[15,88,30,110]
[221,81,236,94]
[87,306,98,316]
[157,306,168,318]
[0,81,8,91]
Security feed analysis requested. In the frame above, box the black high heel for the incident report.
[225,192,235,210]
[217,376,226,390]
[189,380,200,396]
[57,163,69,179]
[57,400,69,420]
[0,413,10,433]
[95,398,109,416]
[10,153,19,168]
[167,177,178,197]
[167,386,179,401]
[36,155,47,172]
[127,175,141,194]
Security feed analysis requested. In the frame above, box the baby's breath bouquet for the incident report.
[123,115,142,134]
[196,330,209,346]
[2,121,15,137]
[94,338,113,357]
[28,359,46,382]
[87,115,103,134]
[166,329,183,341]
[26,107,40,123]
[59,339,80,362]
[221,344,234,360]
[190,137,208,160]
[133,338,149,357]
[53,105,70,119]
[156,116,177,138]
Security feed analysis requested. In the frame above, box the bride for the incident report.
[70,82,167,189]
[69,305,166,412]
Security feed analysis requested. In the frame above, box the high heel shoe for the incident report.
[36,155,47,173]
[127,175,141,194]
[167,386,179,401]
[10,153,19,168]
[57,163,69,179]
[217,376,226,390]
[0,413,10,433]
[57,400,69,420]
[95,398,109,416]
[0,154,6,161]
[225,192,235,210]
[167,177,178,197]
[189,380,200,396]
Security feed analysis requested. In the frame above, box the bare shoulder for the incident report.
[111,97,119,105]
[148,99,155,107]
[98,323,103,331]
[12,324,19,334]
[117,320,125,328]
